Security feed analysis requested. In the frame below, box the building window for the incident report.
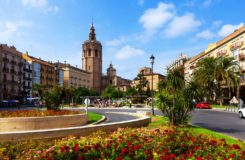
[88,66,90,70]
[95,49,98,57]
[88,49,91,56]
[232,49,239,60]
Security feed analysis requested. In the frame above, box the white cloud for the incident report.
[139,2,175,31]
[21,0,47,7]
[0,21,31,41]
[20,0,59,12]
[137,0,144,6]
[212,20,222,28]
[163,13,201,37]
[115,45,145,60]
[218,23,244,37]
[105,37,127,47]
[196,29,215,39]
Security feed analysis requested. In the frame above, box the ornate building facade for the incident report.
[82,24,102,93]
[82,24,131,93]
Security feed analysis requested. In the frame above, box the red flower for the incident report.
[73,143,79,151]
[60,145,69,152]
[169,153,175,159]
[232,144,241,150]
[194,146,200,151]
[145,149,151,155]
[210,139,217,145]
[121,148,128,155]
[229,154,234,158]
[196,156,202,160]
[116,157,123,160]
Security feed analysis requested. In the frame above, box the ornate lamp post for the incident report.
[150,54,155,115]
[54,63,58,85]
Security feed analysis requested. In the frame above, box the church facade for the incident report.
[82,24,131,93]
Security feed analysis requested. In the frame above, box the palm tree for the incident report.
[193,57,216,102]
[155,68,194,126]
[194,56,240,104]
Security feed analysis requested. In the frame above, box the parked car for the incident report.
[196,102,211,109]
[238,108,245,118]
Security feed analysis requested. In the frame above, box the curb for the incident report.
[89,116,107,125]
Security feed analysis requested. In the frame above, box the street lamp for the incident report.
[150,54,155,115]
[54,63,58,85]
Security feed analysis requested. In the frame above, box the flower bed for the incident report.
[1,127,244,160]
[0,110,87,132]
[0,110,81,118]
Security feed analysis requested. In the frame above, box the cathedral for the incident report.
[82,24,131,93]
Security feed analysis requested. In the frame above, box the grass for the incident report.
[87,112,103,124]
[148,115,168,128]
[148,115,245,149]
[211,104,237,109]
[187,125,245,148]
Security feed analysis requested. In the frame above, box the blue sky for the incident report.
[0,0,244,79]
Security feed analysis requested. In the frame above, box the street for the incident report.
[88,108,245,140]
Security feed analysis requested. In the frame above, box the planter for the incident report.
[0,114,88,132]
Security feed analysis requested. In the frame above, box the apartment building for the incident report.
[22,53,63,93]
[22,59,33,97]
[167,53,189,71]
[131,67,165,91]
[184,25,245,99]
[60,63,90,88]
[0,44,23,100]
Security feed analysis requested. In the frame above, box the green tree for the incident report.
[194,56,240,104]
[102,85,123,99]
[155,68,195,126]
[135,70,149,95]
[42,85,63,110]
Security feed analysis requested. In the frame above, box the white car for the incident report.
[238,108,245,118]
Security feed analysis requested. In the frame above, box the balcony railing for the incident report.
[23,68,32,73]
[11,60,16,65]
[3,57,9,62]
[239,54,245,61]
[2,67,9,73]
[10,69,16,74]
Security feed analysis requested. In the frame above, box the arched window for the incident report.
[88,49,91,57]
[95,49,98,57]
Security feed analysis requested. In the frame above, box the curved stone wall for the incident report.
[0,114,88,132]
[0,114,151,143]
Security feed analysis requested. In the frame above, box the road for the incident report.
[191,109,245,140]
[88,108,245,140]
[88,108,141,123]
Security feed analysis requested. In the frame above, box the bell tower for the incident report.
[82,23,102,93]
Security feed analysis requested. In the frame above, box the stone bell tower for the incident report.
[82,23,102,93]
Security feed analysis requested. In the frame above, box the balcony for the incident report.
[217,50,227,57]
[190,65,195,69]
[2,67,9,73]
[10,69,16,74]
[11,60,16,65]
[230,41,244,50]
[3,57,9,62]
[239,54,245,61]
[23,76,32,81]
[18,62,23,66]
[23,68,32,73]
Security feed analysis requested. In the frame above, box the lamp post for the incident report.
[54,63,58,85]
[150,54,155,115]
